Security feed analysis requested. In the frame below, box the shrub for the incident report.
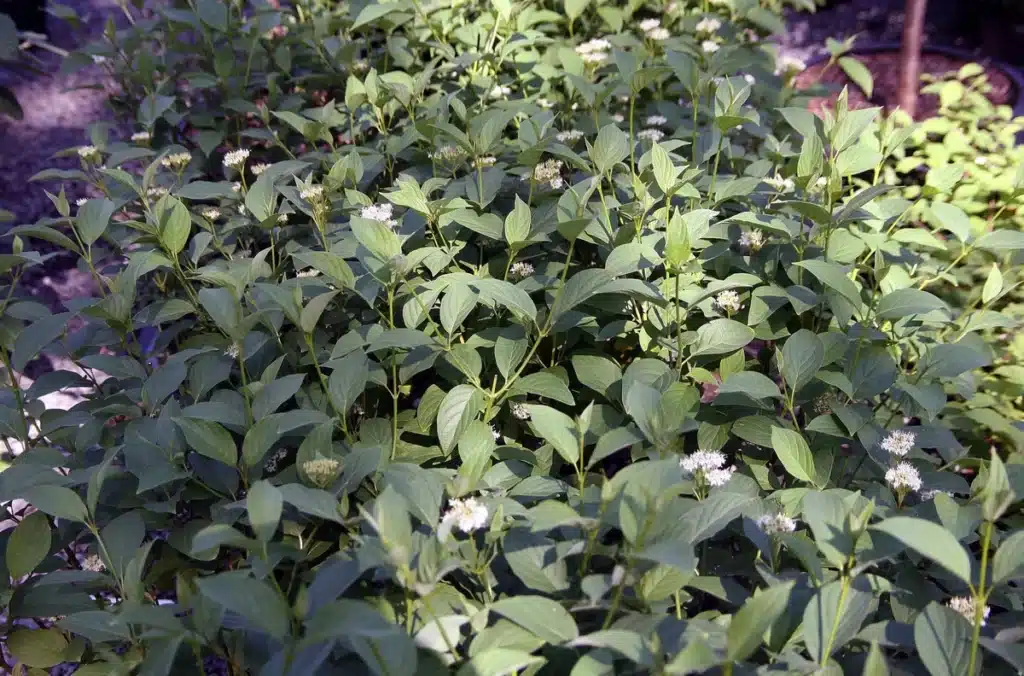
[1,1,1023,675]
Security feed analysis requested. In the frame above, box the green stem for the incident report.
[967,521,994,675]
[820,574,851,666]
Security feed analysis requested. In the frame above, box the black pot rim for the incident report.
[805,42,1024,118]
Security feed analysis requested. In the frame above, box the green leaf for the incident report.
[12,312,72,371]
[726,581,795,662]
[300,291,338,334]
[770,427,818,485]
[456,649,545,676]
[550,269,615,322]
[692,319,755,357]
[794,260,861,307]
[292,250,355,289]
[247,481,283,542]
[781,330,824,393]
[509,371,575,406]
[871,516,972,583]
[928,201,971,241]
[252,374,305,420]
[504,195,532,245]
[651,142,680,194]
[6,511,51,578]
[982,264,1002,304]
[803,577,873,663]
[975,229,1024,252]
[862,641,890,676]
[490,596,579,643]
[328,351,369,415]
[155,195,191,256]
[591,124,629,175]
[437,385,484,452]
[174,418,238,466]
[21,485,89,522]
[197,571,292,639]
[914,602,972,676]
[440,283,479,336]
[875,288,949,320]
[526,404,580,464]
[838,56,873,98]
[992,529,1024,585]
[245,173,277,223]
[665,210,692,269]
[75,198,116,246]
[242,417,282,468]
[6,628,69,668]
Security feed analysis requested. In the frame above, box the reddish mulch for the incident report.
[794,50,1018,120]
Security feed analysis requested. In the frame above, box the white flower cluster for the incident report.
[948,596,990,626]
[885,462,922,493]
[201,207,221,221]
[361,203,398,227]
[81,554,106,572]
[131,131,151,143]
[639,18,669,41]
[510,261,534,279]
[776,55,807,76]
[637,128,665,142]
[511,402,531,420]
[489,84,512,99]
[77,145,100,161]
[147,186,168,198]
[695,17,722,34]
[743,73,756,85]
[223,148,250,169]
[300,185,325,202]
[537,97,555,109]
[532,158,564,189]
[765,173,795,192]
[576,38,611,64]
[251,162,271,176]
[680,449,735,487]
[556,129,585,143]
[881,430,915,457]
[474,155,497,168]
[702,40,720,54]
[302,458,341,488]
[758,512,797,535]
[739,229,765,252]
[297,268,319,278]
[430,144,465,162]
[714,289,743,314]
[645,114,668,126]
[441,497,489,534]
[231,182,242,192]
[161,152,192,171]
[76,198,88,207]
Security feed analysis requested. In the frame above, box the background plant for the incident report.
[1,1,1022,675]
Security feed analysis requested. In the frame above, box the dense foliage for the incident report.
[1,1,1023,674]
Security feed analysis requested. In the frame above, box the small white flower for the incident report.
[743,73,756,85]
[474,155,498,168]
[695,17,722,34]
[223,148,250,170]
[776,55,807,76]
[701,40,720,54]
[532,159,564,189]
[885,462,922,493]
[201,207,221,221]
[75,198,88,207]
[237,204,247,215]
[881,430,916,458]
[277,213,289,224]
[556,129,586,143]
[647,27,670,41]
[491,425,502,441]
[251,162,271,176]
[612,113,625,123]
[225,343,241,359]
[758,512,797,535]
[91,55,107,64]
[510,261,535,279]
[302,458,341,488]
[441,497,490,534]
[511,402,531,420]
[920,488,954,501]
[714,289,743,314]
[131,131,151,143]
[231,182,242,193]
[637,128,665,142]
[639,18,662,32]
[974,156,988,166]
[77,145,100,161]
[576,38,611,64]
[81,554,105,572]
[351,59,370,73]
[680,449,727,476]
[537,97,555,109]
[430,144,465,162]
[160,152,192,171]
[739,229,765,252]
[706,467,736,486]
[948,596,990,626]
[297,268,319,278]
[300,185,325,202]
[146,186,168,198]
[489,84,512,99]
[360,203,398,228]
[764,173,795,193]
[645,114,668,126]
[263,447,288,473]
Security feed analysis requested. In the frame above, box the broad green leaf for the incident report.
[21,485,89,522]
[75,198,116,246]
[875,288,948,320]
[803,577,873,663]
[174,418,238,466]
[437,385,484,452]
[781,330,824,393]
[770,427,818,485]
[7,627,69,668]
[252,374,305,420]
[155,195,191,256]
[6,511,51,578]
[982,264,1002,304]
[914,602,972,676]
[727,581,795,661]
[328,351,369,415]
[247,481,283,542]
[509,371,574,406]
[490,596,579,643]
[591,124,629,175]
[795,260,861,307]
[526,405,580,464]
[197,571,292,639]
[504,195,531,245]
[838,57,873,98]
[692,319,755,357]
[871,516,972,583]
[992,529,1024,585]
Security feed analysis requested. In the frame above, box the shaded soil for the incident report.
[794,50,1019,120]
